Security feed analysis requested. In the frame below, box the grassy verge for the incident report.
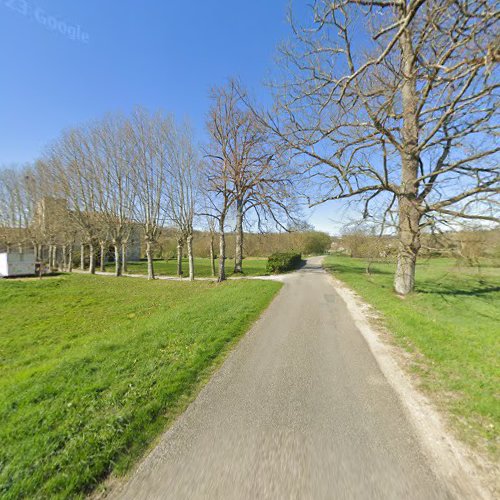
[105,257,268,277]
[323,255,499,459]
[0,274,281,498]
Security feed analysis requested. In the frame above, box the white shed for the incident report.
[0,251,36,277]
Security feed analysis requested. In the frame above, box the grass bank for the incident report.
[105,257,268,277]
[323,255,499,459]
[0,274,281,498]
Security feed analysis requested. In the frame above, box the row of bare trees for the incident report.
[0,83,297,281]
[41,110,181,278]
[204,80,297,280]
[0,111,202,280]
[0,163,78,271]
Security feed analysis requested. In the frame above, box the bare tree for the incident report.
[174,233,184,277]
[270,0,499,294]
[0,167,30,253]
[202,163,232,282]
[92,115,136,276]
[165,120,199,281]
[16,166,43,259]
[207,216,217,277]
[128,108,171,280]
[0,162,78,273]
[214,81,268,274]
[31,161,77,271]
[208,81,300,274]
[46,127,104,274]
[204,88,239,282]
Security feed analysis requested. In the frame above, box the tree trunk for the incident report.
[89,243,96,274]
[114,244,122,277]
[394,196,421,295]
[186,233,194,281]
[100,242,106,272]
[146,240,155,280]
[49,245,55,271]
[47,245,52,269]
[395,24,421,296]
[62,245,67,271]
[176,238,184,277]
[80,243,85,271]
[234,198,244,273]
[218,221,226,282]
[209,233,216,277]
[54,246,60,271]
[68,245,73,272]
[121,242,127,273]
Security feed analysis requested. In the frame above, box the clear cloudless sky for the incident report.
[0,0,348,233]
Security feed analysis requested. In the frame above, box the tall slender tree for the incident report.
[165,120,199,281]
[128,108,171,280]
[0,167,31,253]
[205,81,294,275]
[92,115,136,276]
[204,87,238,281]
[46,127,104,274]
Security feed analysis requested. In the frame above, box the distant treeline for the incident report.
[155,230,332,260]
[333,229,500,265]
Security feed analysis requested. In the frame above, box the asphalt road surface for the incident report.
[115,257,454,499]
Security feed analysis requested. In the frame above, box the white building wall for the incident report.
[0,252,36,277]
[0,253,7,277]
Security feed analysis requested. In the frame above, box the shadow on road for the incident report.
[298,257,325,273]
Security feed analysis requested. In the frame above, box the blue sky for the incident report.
[0,0,347,233]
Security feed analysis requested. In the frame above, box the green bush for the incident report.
[266,252,302,273]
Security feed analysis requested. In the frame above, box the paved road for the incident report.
[115,257,453,499]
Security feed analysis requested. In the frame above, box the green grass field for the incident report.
[105,257,268,277]
[0,274,281,498]
[324,255,500,459]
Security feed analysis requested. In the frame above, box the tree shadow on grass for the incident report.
[1,272,65,281]
[324,263,393,276]
[416,284,500,296]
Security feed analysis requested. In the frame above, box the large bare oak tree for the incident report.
[270,0,499,294]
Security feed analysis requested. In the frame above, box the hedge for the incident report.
[266,252,302,273]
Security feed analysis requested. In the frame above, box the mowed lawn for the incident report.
[324,255,500,459]
[105,257,268,277]
[0,274,281,498]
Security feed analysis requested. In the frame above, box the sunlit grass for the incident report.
[0,274,281,498]
[105,257,268,277]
